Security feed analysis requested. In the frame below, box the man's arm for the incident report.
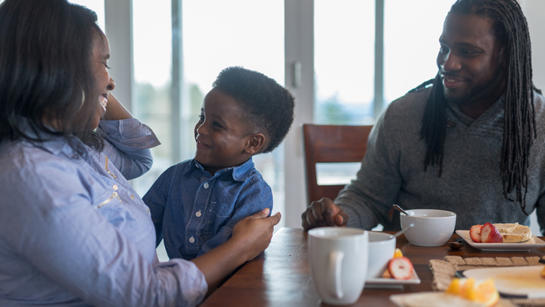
[334,107,403,230]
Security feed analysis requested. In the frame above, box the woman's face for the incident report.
[89,32,114,129]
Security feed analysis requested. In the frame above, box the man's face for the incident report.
[437,13,505,104]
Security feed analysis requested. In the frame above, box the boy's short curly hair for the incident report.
[213,67,295,153]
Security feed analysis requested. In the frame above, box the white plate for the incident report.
[463,265,545,298]
[366,270,421,285]
[390,292,516,307]
[456,230,545,251]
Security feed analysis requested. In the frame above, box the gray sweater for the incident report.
[335,87,545,233]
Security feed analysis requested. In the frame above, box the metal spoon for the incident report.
[447,239,464,250]
[393,204,410,216]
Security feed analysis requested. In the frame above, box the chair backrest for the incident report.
[302,124,373,203]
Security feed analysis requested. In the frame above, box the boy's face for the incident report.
[194,88,262,174]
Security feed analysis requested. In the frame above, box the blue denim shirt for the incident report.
[143,158,272,260]
[0,119,207,306]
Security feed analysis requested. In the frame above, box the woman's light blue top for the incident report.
[0,119,207,306]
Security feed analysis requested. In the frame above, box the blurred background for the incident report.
[24,0,545,258]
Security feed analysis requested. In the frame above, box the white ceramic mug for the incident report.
[308,227,368,305]
[366,231,396,278]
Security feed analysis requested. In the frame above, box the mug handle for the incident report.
[328,251,344,298]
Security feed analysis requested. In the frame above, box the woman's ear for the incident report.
[245,133,266,155]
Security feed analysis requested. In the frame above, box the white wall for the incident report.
[283,0,314,228]
[521,0,545,235]
[522,0,545,90]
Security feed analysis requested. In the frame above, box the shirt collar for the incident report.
[446,95,505,126]
[190,158,255,182]
[17,117,86,158]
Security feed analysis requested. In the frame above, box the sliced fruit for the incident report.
[445,278,462,295]
[469,224,482,243]
[461,278,476,301]
[541,266,545,278]
[445,278,499,307]
[473,279,499,306]
[387,256,414,280]
[393,248,403,258]
[480,223,503,243]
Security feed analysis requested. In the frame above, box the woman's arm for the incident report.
[103,92,132,120]
[197,178,273,256]
[192,208,281,290]
[0,153,206,306]
[97,94,160,179]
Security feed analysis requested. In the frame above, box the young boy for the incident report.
[143,67,294,260]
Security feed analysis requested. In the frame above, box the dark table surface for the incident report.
[201,227,542,307]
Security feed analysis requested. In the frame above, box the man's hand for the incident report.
[301,197,348,231]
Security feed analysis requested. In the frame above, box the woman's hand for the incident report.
[301,197,348,231]
[231,208,281,262]
[103,92,132,120]
[192,208,281,291]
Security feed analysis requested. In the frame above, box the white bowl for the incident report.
[400,209,456,247]
[366,231,396,278]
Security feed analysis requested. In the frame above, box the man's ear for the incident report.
[245,133,266,155]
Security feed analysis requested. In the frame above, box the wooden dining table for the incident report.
[201,227,542,307]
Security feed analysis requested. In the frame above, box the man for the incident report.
[301,0,545,232]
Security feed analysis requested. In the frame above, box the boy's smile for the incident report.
[194,88,258,174]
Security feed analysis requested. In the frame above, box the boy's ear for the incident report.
[245,133,266,155]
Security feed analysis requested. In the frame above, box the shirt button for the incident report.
[188,236,195,244]
[203,182,209,189]
[195,210,202,217]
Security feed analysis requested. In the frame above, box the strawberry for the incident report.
[469,224,482,243]
[387,257,414,280]
[480,222,503,243]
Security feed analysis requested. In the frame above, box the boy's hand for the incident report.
[301,197,348,231]
[231,208,281,262]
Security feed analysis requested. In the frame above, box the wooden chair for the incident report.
[303,124,373,203]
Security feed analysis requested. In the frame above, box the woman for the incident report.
[0,0,280,306]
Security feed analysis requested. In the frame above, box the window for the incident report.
[311,0,455,190]
[384,0,454,102]
[314,0,375,125]
[181,0,285,219]
[132,1,173,196]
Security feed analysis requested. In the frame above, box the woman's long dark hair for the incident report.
[0,0,104,151]
[419,0,536,213]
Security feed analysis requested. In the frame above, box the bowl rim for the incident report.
[402,209,457,218]
[367,231,395,243]
[308,226,367,240]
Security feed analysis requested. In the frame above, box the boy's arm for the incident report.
[197,180,273,256]
[143,168,175,246]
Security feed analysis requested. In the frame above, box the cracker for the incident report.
[495,257,513,266]
[444,256,465,265]
[511,257,528,266]
[464,257,482,265]
[526,256,541,265]
[480,257,497,266]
